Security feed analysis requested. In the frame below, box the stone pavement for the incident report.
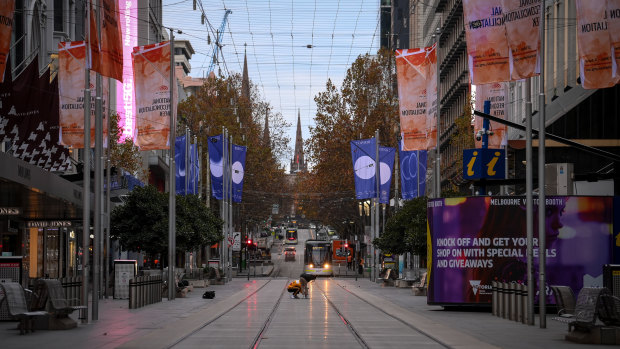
[0,277,605,349]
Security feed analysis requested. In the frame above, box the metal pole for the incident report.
[481,101,491,195]
[374,129,380,281]
[93,0,103,320]
[81,2,91,324]
[525,78,535,325]
[228,134,233,281]
[538,4,547,328]
[221,127,227,282]
[394,147,399,211]
[168,30,176,300]
[206,142,210,208]
[370,199,374,281]
[105,153,111,298]
[196,135,200,198]
[435,25,442,198]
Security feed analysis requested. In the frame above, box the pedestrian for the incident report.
[299,273,317,298]
[358,257,364,275]
[347,252,353,270]
[287,279,303,298]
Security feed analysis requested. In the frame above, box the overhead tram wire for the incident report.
[269,0,284,112]
[345,0,364,69]
[307,0,317,122]
[326,0,342,82]
[291,0,297,112]
[243,0,267,98]
[225,20,244,74]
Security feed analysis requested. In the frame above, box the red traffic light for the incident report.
[344,243,349,248]
[247,239,252,244]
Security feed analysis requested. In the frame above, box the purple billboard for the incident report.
[427,196,614,305]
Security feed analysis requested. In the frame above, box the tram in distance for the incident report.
[285,228,298,245]
[304,239,333,276]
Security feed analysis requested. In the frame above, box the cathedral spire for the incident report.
[263,108,271,147]
[290,109,306,173]
[241,44,250,100]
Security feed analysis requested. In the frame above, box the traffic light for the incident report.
[344,243,349,248]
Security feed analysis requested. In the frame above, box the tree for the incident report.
[300,49,399,228]
[110,185,223,265]
[108,113,147,182]
[373,197,428,259]
[446,93,475,193]
[177,74,290,224]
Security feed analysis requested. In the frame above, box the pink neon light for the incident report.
[117,0,137,142]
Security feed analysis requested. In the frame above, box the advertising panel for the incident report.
[117,0,137,141]
[427,196,613,305]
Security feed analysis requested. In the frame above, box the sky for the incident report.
[162,0,380,168]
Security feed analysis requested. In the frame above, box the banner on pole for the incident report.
[474,82,508,149]
[463,0,511,84]
[189,142,199,195]
[379,146,395,204]
[400,149,427,200]
[0,0,15,83]
[208,134,224,200]
[501,0,541,80]
[351,138,377,200]
[89,0,123,82]
[232,144,247,203]
[175,135,187,195]
[58,41,109,148]
[132,41,175,150]
[395,48,430,151]
[576,0,617,89]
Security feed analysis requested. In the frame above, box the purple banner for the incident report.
[427,196,613,305]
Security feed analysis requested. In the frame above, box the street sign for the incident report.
[232,232,241,251]
[463,148,505,180]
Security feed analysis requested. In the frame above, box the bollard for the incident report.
[129,279,135,309]
[521,284,528,324]
[497,282,504,318]
[492,281,498,316]
[502,282,509,319]
[509,283,517,321]
[516,283,523,323]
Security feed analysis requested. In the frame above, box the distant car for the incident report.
[284,246,296,261]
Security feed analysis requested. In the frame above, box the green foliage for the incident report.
[373,197,428,258]
[108,113,147,182]
[110,185,223,260]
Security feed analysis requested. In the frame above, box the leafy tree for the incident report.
[447,93,475,192]
[177,74,290,224]
[373,197,428,259]
[108,113,147,182]
[110,185,223,265]
[301,49,399,228]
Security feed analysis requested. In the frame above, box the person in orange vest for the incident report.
[287,279,304,298]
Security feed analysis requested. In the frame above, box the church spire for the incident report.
[263,108,271,147]
[241,44,250,100]
[290,109,306,173]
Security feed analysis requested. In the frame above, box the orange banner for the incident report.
[576,0,616,89]
[396,48,429,151]
[474,82,508,149]
[463,0,511,84]
[90,0,123,82]
[132,41,175,150]
[0,0,15,83]
[607,0,620,82]
[502,0,541,80]
[425,44,438,150]
[58,42,109,148]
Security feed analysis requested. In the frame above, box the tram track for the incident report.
[169,279,282,348]
[333,281,452,349]
[314,282,371,349]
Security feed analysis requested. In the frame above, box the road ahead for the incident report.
[270,228,313,279]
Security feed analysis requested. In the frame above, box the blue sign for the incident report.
[378,146,395,204]
[208,134,224,200]
[350,138,377,200]
[231,144,247,203]
[463,148,505,180]
[400,148,427,200]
